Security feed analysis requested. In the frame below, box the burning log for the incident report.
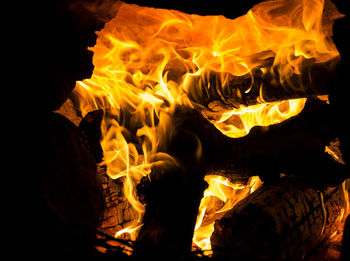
[134,118,208,257]
[186,58,340,109]
[74,94,348,257]
[211,177,348,260]
[97,165,139,238]
[61,0,347,257]
[79,109,209,255]
[341,215,350,261]
[79,109,104,162]
[134,166,207,257]
[78,108,208,256]
[171,99,349,188]
[78,95,349,190]
[5,112,104,256]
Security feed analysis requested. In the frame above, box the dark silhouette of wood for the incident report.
[134,117,208,257]
[211,177,346,261]
[340,215,350,261]
[186,58,340,109]
[4,112,104,256]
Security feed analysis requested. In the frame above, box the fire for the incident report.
[192,175,262,255]
[72,0,342,246]
[325,139,349,244]
[206,98,307,138]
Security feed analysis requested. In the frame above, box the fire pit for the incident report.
[6,0,349,259]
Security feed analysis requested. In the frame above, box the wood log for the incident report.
[55,98,83,127]
[134,119,208,257]
[77,108,207,255]
[75,97,348,256]
[77,96,349,191]
[68,91,347,257]
[186,58,340,109]
[330,3,350,171]
[79,110,104,163]
[97,165,139,238]
[211,177,347,261]
[4,112,104,256]
[171,99,349,189]
[340,215,350,261]
[133,98,345,255]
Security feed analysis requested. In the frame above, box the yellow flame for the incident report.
[115,224,143,242]
[72,0,342,242]
[192,176,263,254]
[338,180,350,225]
[329,179,350,242]
[209,98,306,138]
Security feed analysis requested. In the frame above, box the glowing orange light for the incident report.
[72,0,342,244]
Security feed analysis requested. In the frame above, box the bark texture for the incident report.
[211,177,346,261]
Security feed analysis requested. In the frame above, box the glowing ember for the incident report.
[72,0,342,247]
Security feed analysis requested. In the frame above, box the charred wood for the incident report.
[77,108,208,256]
[340,215,350,261]
[186,58,340,109]
[55,98,83,126]
[74,95,348,256]
[134,165,207,257]
[171,99,349,189]
[330,2,350,171]
[211,177,347,261]
[78,96,349,191]
[94,229,134,257]
[79,110,104,163]
[4,112,104,256]
[134,120,208,257]
[97,165,138,238]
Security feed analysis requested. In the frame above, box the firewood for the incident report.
[77,108,208,255]
[78,96,348,191]
[55,98,82,126]
[134,121,208,257]
[186,58,340,109]
[211,177,347,261]
[172,99,349,189]
[97,165,139,238]
[76,97,347,256]
[79,110,104,162]
[4,112,104,256]
[133,98,345,256]
[340,215,350,261]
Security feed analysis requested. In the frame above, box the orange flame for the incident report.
[329,179,350,243]
[72,0,342,243]
[192,175,262,255]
